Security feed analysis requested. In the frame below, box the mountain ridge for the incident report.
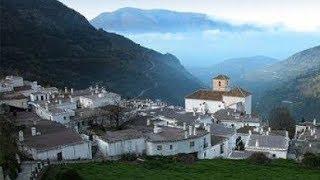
[0,0,203,105]
[90,7,258,33]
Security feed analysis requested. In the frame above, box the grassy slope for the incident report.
[42,159,320,180]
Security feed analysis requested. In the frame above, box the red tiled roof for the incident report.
[185,87,251,101]
[213,75,230,80]
[185,90,225,101]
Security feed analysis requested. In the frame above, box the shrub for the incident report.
[248,152,271,165]
[56,169,82,180]
[120,153,137,161]
[176,153,197,164]
[301,153,320,168]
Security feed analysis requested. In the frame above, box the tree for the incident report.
[0,114,20,179]
[301,153,320,168]
[248,152,271,164]
[108,105,125,130]
[269,107,295,139]
[235,136,245,151]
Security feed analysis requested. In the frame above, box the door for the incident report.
[57,152,63,161]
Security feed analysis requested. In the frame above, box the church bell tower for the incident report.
[213,75,229,92]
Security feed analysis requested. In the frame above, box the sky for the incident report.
[60,0,320,32]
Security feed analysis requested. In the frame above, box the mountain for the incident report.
[245,46,320,83]
[256,70,320,120]
[0,0,203,105]
[253,46,320,120]
[90,7,257,33]
[187,56,278,86]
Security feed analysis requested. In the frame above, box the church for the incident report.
[185,75,252,114]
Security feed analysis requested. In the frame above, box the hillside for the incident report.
[43,158,320,180]
[256,70,320,120]
[245,45,320,83]
[90,7,257,33]
[249,46,320,119]
[0,0,203,105]
[188,56,278,86]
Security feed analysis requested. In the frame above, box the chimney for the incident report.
[313,119,317,125]
[268,127,271,132]
[266,131,269,136]
[31,127,36,136]
[70,88,74,95]
[184,131,188,139]
[255,139,259,147]
[64,87,68,93]
[193,126,197,135]
[147,119,151,126]
[227,112,230,116]
[205,124,211,133]
[285,131,289,139]
[153,125,162,134]
[188,125,193,136]
[249,130,252,135]
[193,111,196,116]
[70,96,74,103]
[183,122,187,130]
[18,130,24,141]
[45,103,49,111]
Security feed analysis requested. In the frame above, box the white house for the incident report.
[245,131,290,159]
[96,129,145,158]
[16,112,92,161]
[199,123,237,159]
[145,125,210,157]
[185,75,252,115]
[34,99,77,124]
[213,108,261,129]
[79,91,121,108]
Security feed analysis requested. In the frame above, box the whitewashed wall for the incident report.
[0,98,28,109]
[222,95,252,114]
[30,142,92,160]
[246,148,288,159]
[199,139,228,159]
[146,134,210,156]
[185,99,224,114]
[97,138,145,157]
[220,121,260,129]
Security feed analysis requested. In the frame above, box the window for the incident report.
[204,152,207,158]
[41,96,44,101]
[272,154,276,158]
[218,81,221,86]
[220,144,224,154]
[204,138,208,148]
[231,124,234,128]
[190,141,195,147]
[169,145,173,150]
[157,145,162,150]
[63,116,67,121]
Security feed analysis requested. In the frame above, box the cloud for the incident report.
[127,32,187,41]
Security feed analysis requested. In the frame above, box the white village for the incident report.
[1,74,319,179]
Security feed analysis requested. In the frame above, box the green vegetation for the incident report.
[0,0,202,105]
[269,107,295,138]
[42,158,320,180]
[0,114,20,179]
[302,153,320,169]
